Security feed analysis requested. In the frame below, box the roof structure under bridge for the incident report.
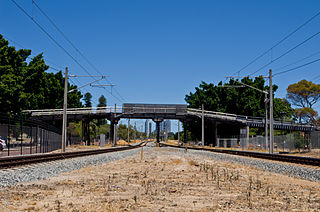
[23,103,315,132]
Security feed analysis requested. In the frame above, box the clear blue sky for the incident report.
[1,0,320,131]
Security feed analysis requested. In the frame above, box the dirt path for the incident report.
[0,146,319,211]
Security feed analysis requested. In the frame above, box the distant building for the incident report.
[145,120,150,137]
[160,120,171,133]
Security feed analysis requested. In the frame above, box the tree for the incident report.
[84,92,92,108]
[0,34,83,115]
[287,80,320,108]
[185,77,294,140]
[97,95,107,125]
[97,95,106,107]
[294,107,318,124]
[287,80,320,124]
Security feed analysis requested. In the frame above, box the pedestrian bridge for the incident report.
[24,103,314,132]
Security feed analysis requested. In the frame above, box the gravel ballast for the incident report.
[1,145,319,188]
[165,147,320,182]
[0,146,150,187]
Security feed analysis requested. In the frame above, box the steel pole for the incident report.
[201,104,204,148]
[62,67,68,152]
[269,69,274,154]
[265,93,268,151]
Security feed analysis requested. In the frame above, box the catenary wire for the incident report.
[11,0,124,103]
[250,31,320,75]
[32,0,127,102]
[230,10,320,77]
[273,50,320,71]
[4,36,64,71]
[273,57,320,77]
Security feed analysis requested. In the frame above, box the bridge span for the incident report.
[23,103,314,146]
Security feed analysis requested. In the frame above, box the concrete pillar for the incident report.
[156,121,160,145]
[110,121,114,145]
[153,118,163,147]
[240,126,249,149]
[213,123,217,147]
[183,121,187,143]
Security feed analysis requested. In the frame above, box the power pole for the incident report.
[269,69,274,154]
[201,104,204,148]
[264,93,269,151]
[62,67,68,152]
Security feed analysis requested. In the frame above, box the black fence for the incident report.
[0,115,61,157]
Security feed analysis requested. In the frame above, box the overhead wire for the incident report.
[250,31,320,75]
[229,10,320,77]
[273,50,320,71]
[32,0,127,102]
[273,57,320,77]
[11,0,125,104]
[4,36,64,71]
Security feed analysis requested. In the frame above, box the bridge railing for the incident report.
[188,108,314,128]
[23,107,123,116]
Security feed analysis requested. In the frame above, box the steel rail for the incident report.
[161,143,320,167]
[0,143,144,169]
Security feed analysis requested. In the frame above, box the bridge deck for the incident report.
[23,104,314,132]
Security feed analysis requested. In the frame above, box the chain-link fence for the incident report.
[244,133,312,152]
[311,131,320,149]
[0,115,61,157]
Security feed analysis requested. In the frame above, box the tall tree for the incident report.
[185,77,294,140]
[84,92,92,108]
[287,80,320,108]
[287,80,320,123]
[97,95,107,107]
[0,34,82,115]
[97,95,107,125]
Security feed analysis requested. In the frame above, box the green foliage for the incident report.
[287,79,320,108]
[185,77,270,117]
[84,92,92,108]
[116,124,146,141]
[273,98,294,121]
[185,77,294,140]
[0,34,83,114]
[97,95,107,125]
[97,95,107,107]
[294,107,318,124]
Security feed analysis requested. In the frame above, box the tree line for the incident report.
[184,76,320,140]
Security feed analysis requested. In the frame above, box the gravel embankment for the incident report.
[164,147,320,182]
[0,146,149,187]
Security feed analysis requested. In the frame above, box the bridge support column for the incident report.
[213,123,217,147]
[82,120,90,146]
[110,121,114,145]
[183,121,187,144]
[240,126,249,149]
[153,118,163,147]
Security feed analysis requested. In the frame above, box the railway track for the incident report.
[0,143,144,169]
[161,143,320,167]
